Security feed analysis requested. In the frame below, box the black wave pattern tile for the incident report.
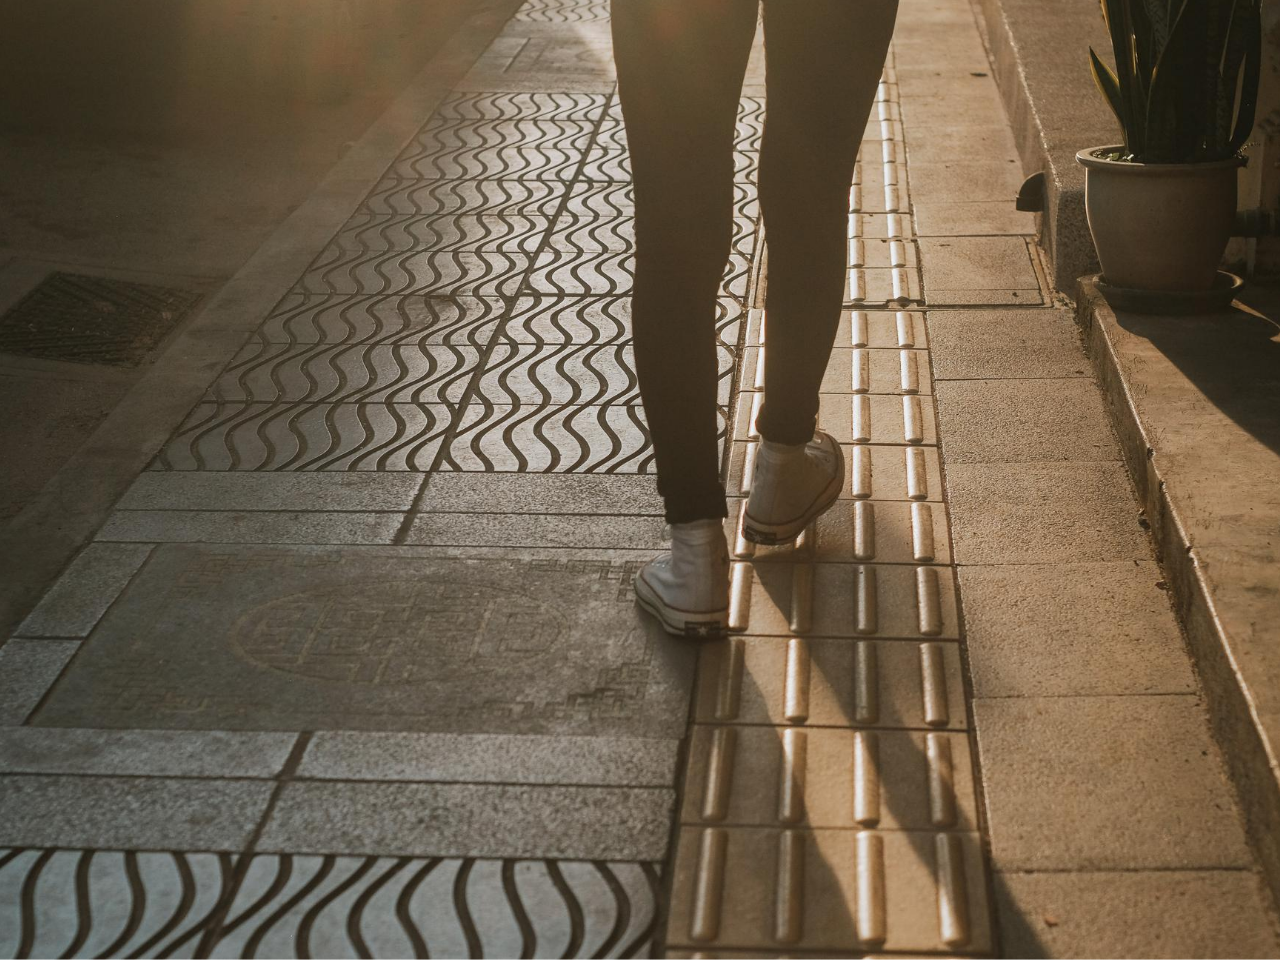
[578,142,759,185]
[562,181,760,221]
[471,342,735,407]
[0,847,237,960]
[512,0,612,22]
[544,217,758,257]
[390,119,596,182]
[206,342,481,406]
[315,213,552,256]
[500,296,745,348]
[0,848,659,960]
[433,91,608,122]
[361,179,568,218]
[603,97,764,152]
[257,296,505,349]
[155,401,454,471]
[294,250,530,298]
[441,401,727,473]
[526,250,752,300]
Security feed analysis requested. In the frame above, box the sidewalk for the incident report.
[1,0,1278,956]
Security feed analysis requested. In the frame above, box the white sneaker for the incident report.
[634,519,730,639]
[742,429,844,544]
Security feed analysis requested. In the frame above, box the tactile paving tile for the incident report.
[739,347,933,397]
[747,307,928,350]
[729,499,952,566]
[727,442,945,502]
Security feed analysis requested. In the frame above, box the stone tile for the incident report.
[17,543,153,637]
[959,562,1197,698]
[157,402,453,472]
[299,732,678,786]
[294,251,530,298]
[727,561,960,640]
[681,726,978,832]
[728,499,952,566]
[360,177,569,217]
[695,637,968,732]
[974,696,1253,870]
[905,124,1021,163]
[0,639,78,725]
[750,308,928,350]
[994,870,1280,959]
[97,511,404,545]
[919,237,1042,306]
[414,473,663,514]
[258,781,673,860]
[665,826,991,954]
[316,212,552,256]
[431,91,609,123]
[926,307,1087,380]
[908,160,1025,204]
[117,472,425,512]
[525,249,752,300]
[935,379,1119,462]
[404,512,665,549]
[913,201,1035,237]
[0,775,273,850]
[0,728,296,777]
[256,294,504,347]
[204,854,658,960]
[563,180,759,221]
[35,545,695,738]
[0,848,231,960]
[502,295,745,347]
[946,462,1151,564]
[728,442,945,503]
[844,266,923,306]
[389,119,597,181]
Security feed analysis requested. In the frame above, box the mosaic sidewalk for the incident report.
[4,0,1276,956]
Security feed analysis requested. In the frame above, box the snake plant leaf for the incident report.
[1228,0,1262,154]
[1090,46,1130,150]
[1141,0,1172,47]
[1148,0,1209,161]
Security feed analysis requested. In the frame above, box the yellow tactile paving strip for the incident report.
[664,54,994,957]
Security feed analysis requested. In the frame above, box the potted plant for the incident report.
[1079,0,1261,302]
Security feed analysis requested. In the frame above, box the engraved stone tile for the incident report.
[433,91,608,122]
[501,294,747,348]
[846,237,919,271]
[414,473,663,514]
[405,512,666,550]
[256,295,504,347]
[259,781,673,860]
[207,343,480,404]
[315,212,550,257]
[473,342,734,406]
[728,443,944,502]
[156,402,453,472]
[527,249,752,300]
[0,848,235,960]
[294,250,529,297]
[578,143,759,183]
[117,472,424,512]
[0,728,295,777]
[848,212,916,240]
[682,726,977,831]
[665,826,990,954]
[34,545,695,737]
[733,500,951,565]
[563,179,761,220]
[545,216,758,255]
[0,776,273,850]
[918,236,1043,306]
[299,731,678,785]
[0,640,79,725]
[361,178,568,217]
[18,543,153,637]
[97,510,404,545]
[724,562,959,640]
[695,637,966,731]
[748,309,928,350]
[205,855,658,960]
[390,119,596,181]
[844,266,923,306]
[741,348,932,397]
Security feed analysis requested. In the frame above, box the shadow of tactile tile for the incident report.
[30,545,695,738]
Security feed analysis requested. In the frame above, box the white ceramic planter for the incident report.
[1076,146,1243,292]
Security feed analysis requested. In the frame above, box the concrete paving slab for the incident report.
[258,781,673,860]
[946,462,1151,564]
[913,201,1035,237]
[960,561,1196,699]
[205,854,657,960]
[17,543,153,637]
[34,544,695,737]
[918,237,1042,306]
[404,512,666,549]
[0,775,273,850]
[97,510,404,545]
[927,307,1088,380]
[414,473,663,514]
[908,160,1025,204]
[117,472,425,512]
[974,696,1253,871]
[0,639,78,725]
[935,378,1118,462]
[904,123,1021,164]
[298,732,677,786]
[994,869,1280,959]
[0,728,296,778]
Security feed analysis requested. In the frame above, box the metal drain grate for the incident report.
[0,272,201,366]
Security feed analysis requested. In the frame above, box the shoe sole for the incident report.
[741,438,846,546]
[633,574,729,640]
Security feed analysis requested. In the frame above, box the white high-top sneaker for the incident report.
[634,519,730,639]
[742,429,844,544]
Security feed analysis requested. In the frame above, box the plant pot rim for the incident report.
[1076,145,1246,172]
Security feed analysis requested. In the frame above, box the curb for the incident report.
[1075,275,1280,910]
[0,0,526,638]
